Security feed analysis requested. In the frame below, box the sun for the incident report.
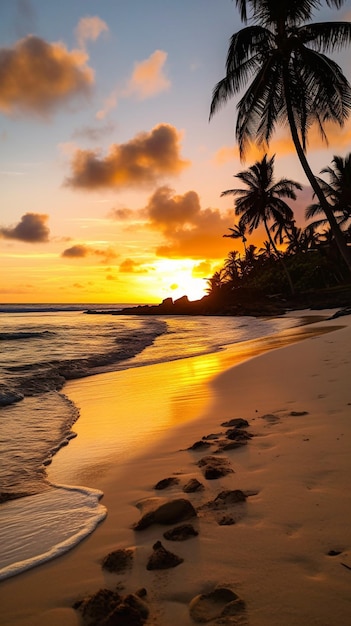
[156,259,209,302]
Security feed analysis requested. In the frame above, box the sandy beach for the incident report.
[1,311,351,626]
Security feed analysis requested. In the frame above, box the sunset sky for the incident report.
[1,0,351,304]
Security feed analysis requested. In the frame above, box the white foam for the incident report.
[0,484,106,581]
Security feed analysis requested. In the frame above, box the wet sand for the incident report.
[1,312,351,625]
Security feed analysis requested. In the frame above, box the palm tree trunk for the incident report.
[263,218,295,295]
[282,64,351,275]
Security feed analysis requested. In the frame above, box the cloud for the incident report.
[96,49,170,119]
[72,121,116,142]
[0,36,93,117]
[109,207,134,220]
[0,212,50,242]
[61,244,89,258]
[192,260,212,277]
[119,258,148,273]
[65,124,189,190]
[61,244,118,264]
[123,50,170,100]
[75,16,109,50]
[144,186,235,259]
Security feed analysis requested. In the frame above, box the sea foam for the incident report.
[0,485,106,580]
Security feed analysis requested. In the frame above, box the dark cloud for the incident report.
[0,36,93,117]
[0,212,50,242]
[61,244,89,258]
[65,124,190,190]
[61,244,118,264]
[144,186,234,259]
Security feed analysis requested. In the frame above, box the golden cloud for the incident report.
[65,124,190,190]
[0,36,93,117]
[144,186,234,259]
[124,50,170,99]
[96,49,170,119]
[0,213,50,242]
[119,258,148,273]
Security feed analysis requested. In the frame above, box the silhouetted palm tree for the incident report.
[210,0,351,272]
[306,153,351,231]
[224,250,241,283]
[223,223,248,255]
[222,154,301,293]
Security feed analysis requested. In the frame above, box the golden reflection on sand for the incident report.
[49,323,342,488]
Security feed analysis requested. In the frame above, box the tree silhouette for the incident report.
[210,0,351,273]
[221,154,301,293]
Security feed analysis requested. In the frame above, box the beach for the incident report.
[1,311,351,626]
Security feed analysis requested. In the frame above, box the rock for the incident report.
[188,440,212,451]
[183,478,204,493]
[133,498,197,530]
[202,433,222,440]
[197,455,233,479]
[289,411,309,416]
[189,587,243,623]
[216,440,248,452]
[101,548,133,573]
[146,541,183,570]
[221,418,249,429]
[209,490,247,507]
[73,589,148,626]
[163,524,199,541]
[217,515,236,526]
[154,477,180,490]
[225,428,252,441]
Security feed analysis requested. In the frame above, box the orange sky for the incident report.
[1,1,351,304]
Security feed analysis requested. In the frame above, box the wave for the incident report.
[0,330,56,341]
[0,485,106,581]
[1,318,168,406]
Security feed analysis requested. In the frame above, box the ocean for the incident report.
[0,303,318,581]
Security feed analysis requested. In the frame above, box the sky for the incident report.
[1,0,351,304]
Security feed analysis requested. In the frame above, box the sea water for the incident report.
[0,303,308,580]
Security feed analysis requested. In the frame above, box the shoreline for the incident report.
[0,312,350,625]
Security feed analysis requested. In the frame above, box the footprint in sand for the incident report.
[189,586,246,624]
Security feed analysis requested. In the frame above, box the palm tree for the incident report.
[210,0,351,273]
[224,250,242,283]
[222,154,301,293]
[306,153,351,231]
[223,223,248,255]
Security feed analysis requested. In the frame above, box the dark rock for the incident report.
[101,548,133,573]
[73,589,148,626]
[146,541,183,570]
[197,455,233,479]
[133,498,197,531]
[154,477,180,490]
[202,433,222,440]
[188,440,212,451]
[221,418,249,429]
[327,550,342,556]
[289,411,309,416]
[226,428,252,441]
[163,524,199,541]
[217,515,236,526]
[216,440,248,451]
[183,478,204,493]
[206,490,247,509]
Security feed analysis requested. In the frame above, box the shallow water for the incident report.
[0,304,328,581]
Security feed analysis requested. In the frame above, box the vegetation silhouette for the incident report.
[209,0,351,272]
[221,154,301,293]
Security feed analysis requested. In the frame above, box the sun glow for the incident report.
[155,259,209,302]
